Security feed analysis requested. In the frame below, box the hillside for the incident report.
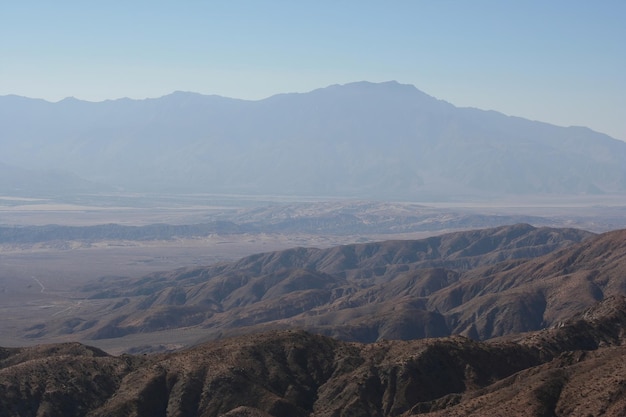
[4,296,626,416]
[432,227,626,339]
[19,224,595,346]
[2,81,626,199]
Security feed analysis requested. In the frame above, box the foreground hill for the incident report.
[4,295,626,416]
[2,81,626,199]
[22,224,594,345]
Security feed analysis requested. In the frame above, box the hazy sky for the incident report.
[1,1,625,140]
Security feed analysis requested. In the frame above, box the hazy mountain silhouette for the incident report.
[2,81,625,199]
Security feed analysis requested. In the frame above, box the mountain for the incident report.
[6,224,626,415]
[433,227,626,339]
[21,224,594,345]
[2,81,625,199]
[5,296,626,416]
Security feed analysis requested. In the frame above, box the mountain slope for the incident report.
[2,81,625,198]
[430,228,626,339]
[5,296,626,416]
[23,224,593,344]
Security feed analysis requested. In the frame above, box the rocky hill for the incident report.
[22,224,596,345]
[434,227,626,339]
[4,295,626,416]
[6,224,626,416]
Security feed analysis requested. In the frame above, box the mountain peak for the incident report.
[315,80,432,97]
[167,90,207,98]
[0,82,624,198]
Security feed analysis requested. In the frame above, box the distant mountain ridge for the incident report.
[0,201,551,242]
[2,81,625,199]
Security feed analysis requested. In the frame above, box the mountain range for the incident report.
[2,81,626,199]
[18,224,602,345]
[4,223,626,415]
[5,295,626,416]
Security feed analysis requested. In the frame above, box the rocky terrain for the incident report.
[3,224,626,415]
[4,295,626,416]
[15,224,597,348]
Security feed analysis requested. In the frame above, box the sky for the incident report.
[1,1,625,140]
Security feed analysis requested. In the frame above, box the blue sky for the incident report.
[1,1,625,140]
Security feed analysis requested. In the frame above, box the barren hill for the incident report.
[22,224,596,345]
[431,228,626,339]
[5,296,626,416]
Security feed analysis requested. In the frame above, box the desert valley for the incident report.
[2,81,626,416]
